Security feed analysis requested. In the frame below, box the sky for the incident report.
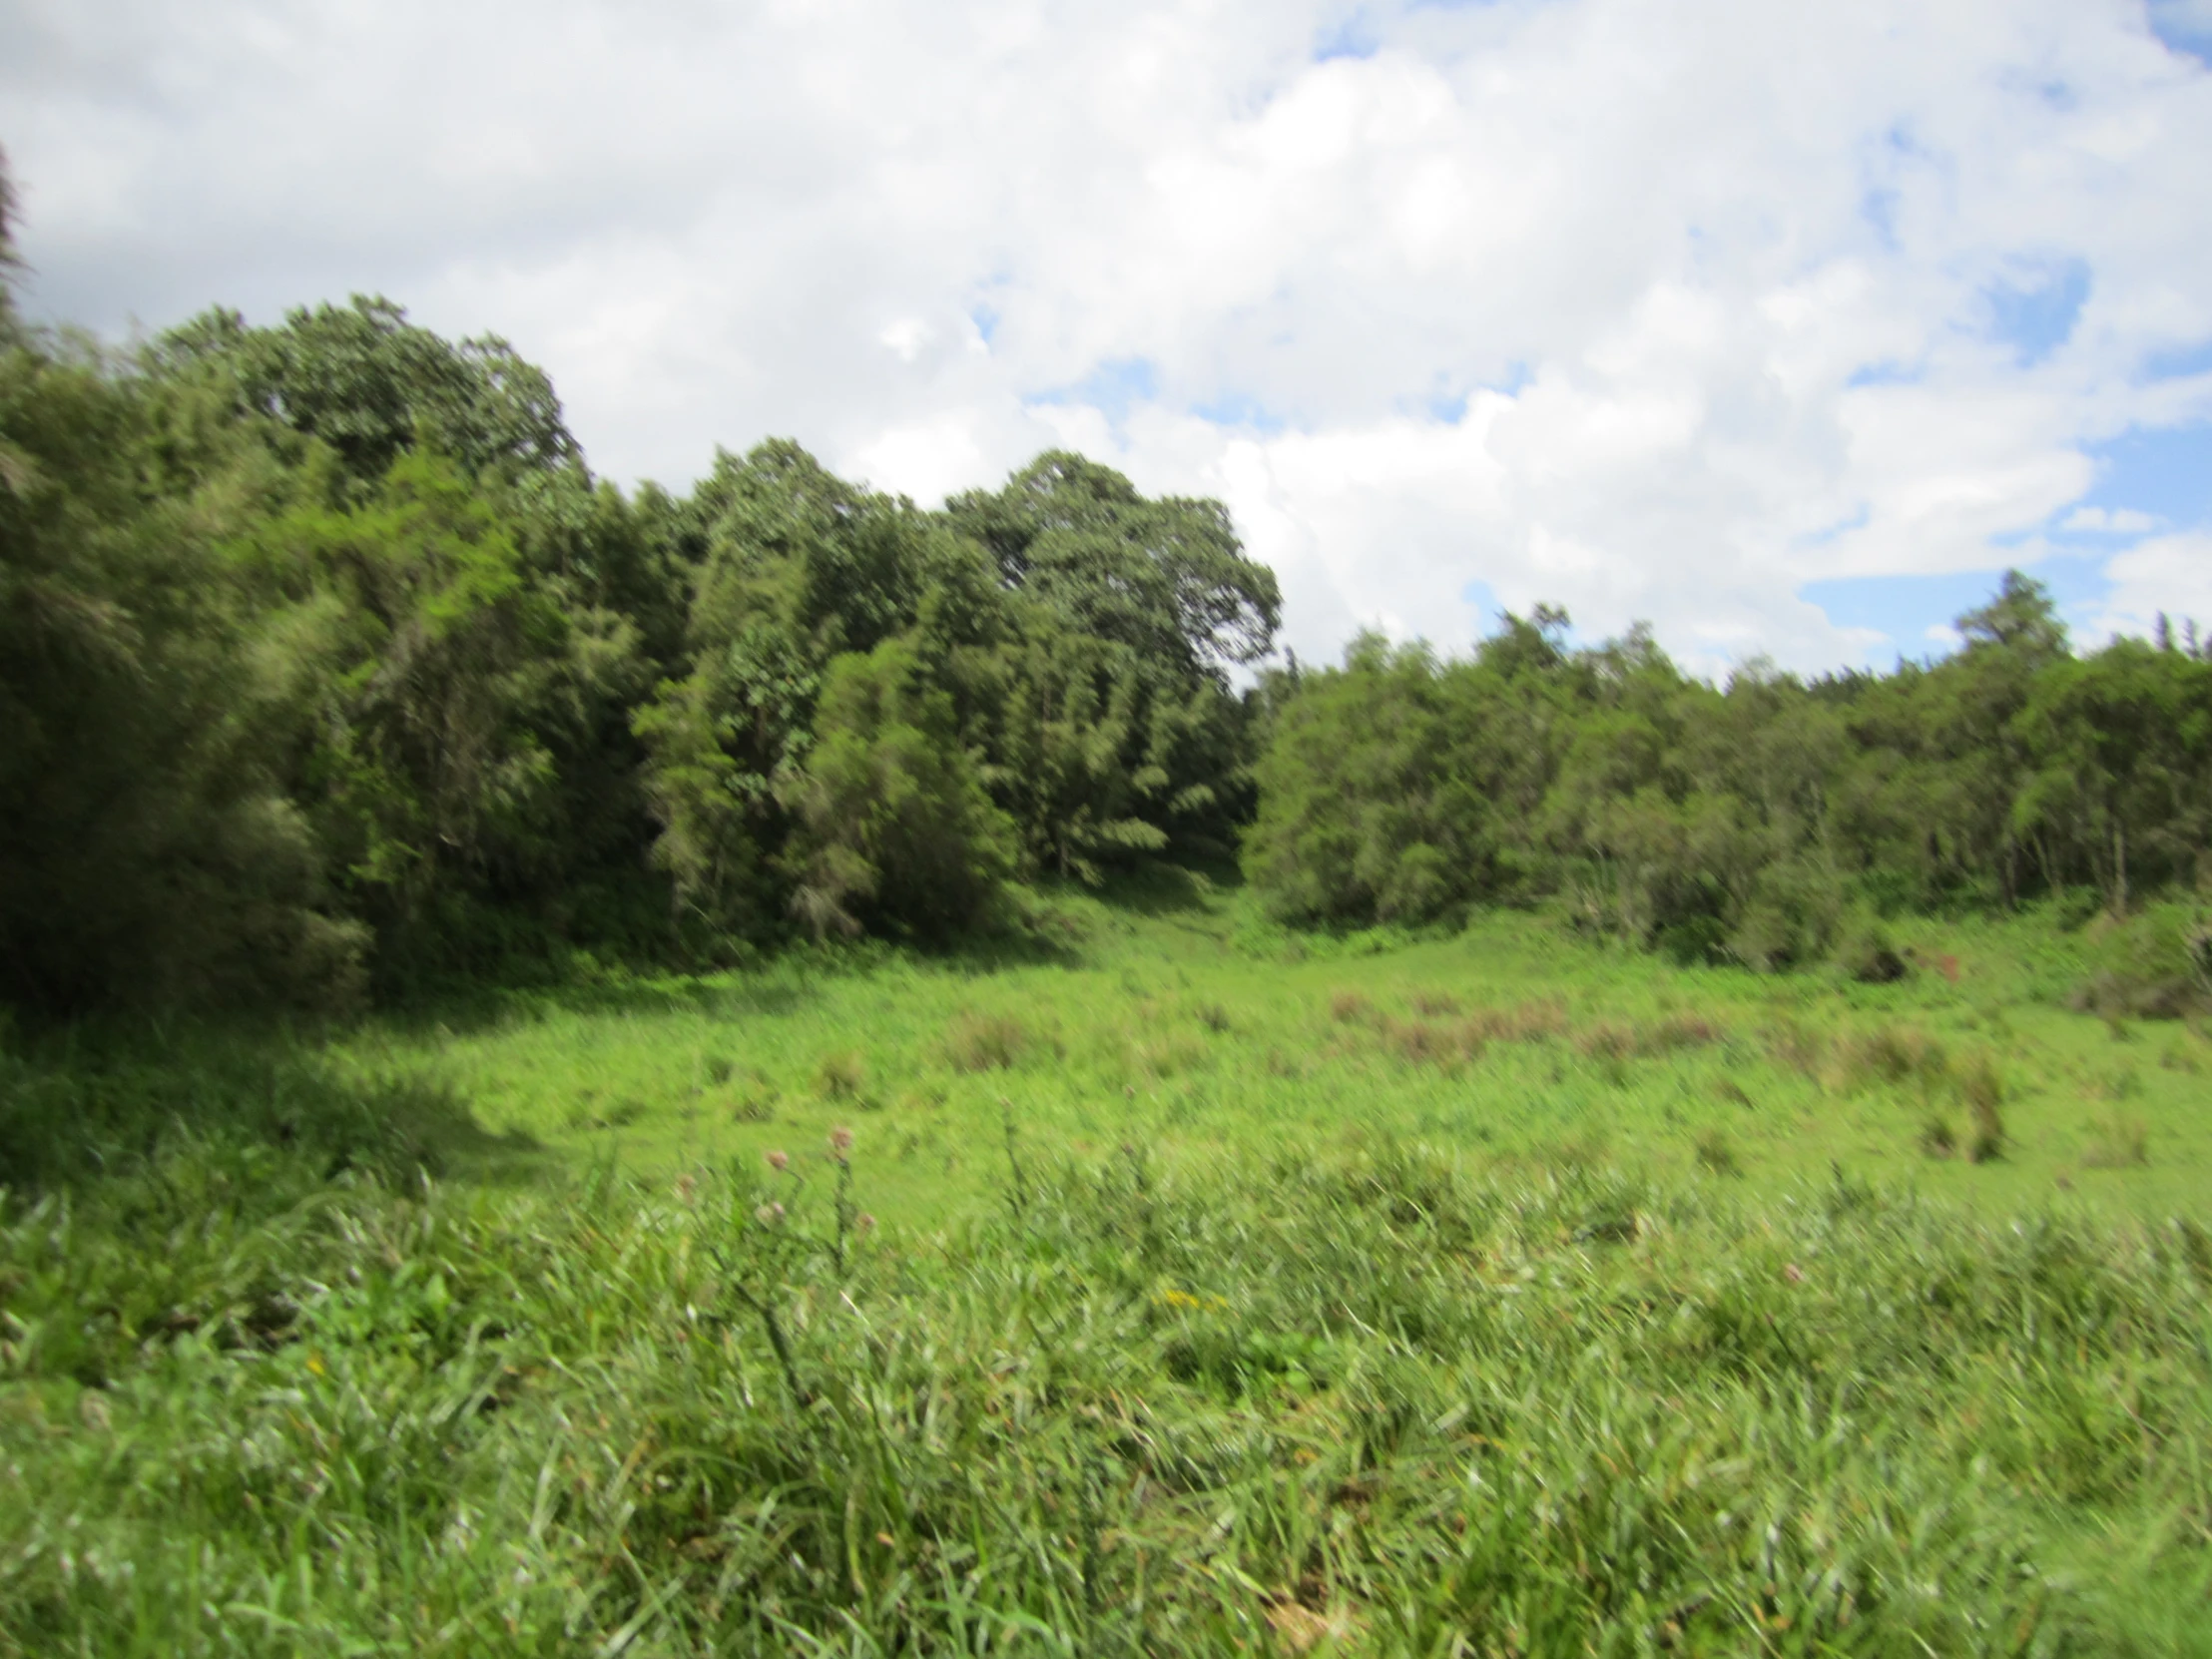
[5,0,2211,677]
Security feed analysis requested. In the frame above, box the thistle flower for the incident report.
[829,1125,854,1159]
[755,1201,787,1226]
[766,1149,790,1173]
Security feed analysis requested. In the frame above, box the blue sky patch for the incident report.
[2149,0,2212,65]
[2142,337,2212,382]
[2071,422,2212,526]
[1982,257,2090,365]
[1799,505,1872,547]
[1802,556,2113,664]
[1191,393,1287,433]
[1861,188,1901,251]
[1846,360,1921,388]
[1315,12,1380,61]
[1025,356,1159,425]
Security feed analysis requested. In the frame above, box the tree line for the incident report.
[5,150,2207,1015]
[0,166,1279,1012]
[1248,578,2212,972]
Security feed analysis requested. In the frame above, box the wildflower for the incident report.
[673,1174,699,1205]
[854,1212,876,1239]
[1784,1263,1804,1284]
[766,1149,790,1173]
[829,1125,854,1160]
[755,1201,787,1226]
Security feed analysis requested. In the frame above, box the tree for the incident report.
[0,318,362,1011]
[947,451,1281,676]
[148,296,577,488]
[779,638,1016,942]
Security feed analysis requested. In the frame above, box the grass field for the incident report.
[340,872,2212,1228]
[5,875,2211,1654]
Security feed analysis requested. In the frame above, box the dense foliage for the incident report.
[0,163,1278,1011]
[5,143,2208,1016]
[1248,587,2212,982]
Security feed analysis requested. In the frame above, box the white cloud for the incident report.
[2061,504,2162,532]
[5,0,2211,676]
[2090,529,2212,640]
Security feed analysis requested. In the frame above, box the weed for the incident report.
[1125,1031,1210,1082]
[729,1077,780,1122]
[1844,1024,1947,1093]
[1329,989,1375,1024]
[2083,1112,2149,1169]
[1578,1021,1637,1062]
[703,1053,735,1086]
[1768,1016,1825,1080]
[1920,1115,1957,1158]
[1693,1127,1742,1177]
[1411,989,1462,1017]
[1645,1011,1725,1051]
[1956,1053,2005,1162]
[947,1011,1029,1072]
[1464,999,1567,1043]
[1715,1077,1753,1108]
[1194,1001,1233,1034]
[1382,1016,1478,1069]
[817,1049,866,1100]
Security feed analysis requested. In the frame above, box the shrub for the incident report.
[2071,902,2212,1019]
[1835,913,1909,983]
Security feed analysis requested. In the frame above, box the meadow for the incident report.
[345,871,2212,1228]
[4,877,2210,1654]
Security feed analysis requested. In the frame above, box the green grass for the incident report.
[5,875,2212,1653]
[335,876,2212,1230]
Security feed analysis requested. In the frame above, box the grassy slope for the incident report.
[4,878,2211,1655]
